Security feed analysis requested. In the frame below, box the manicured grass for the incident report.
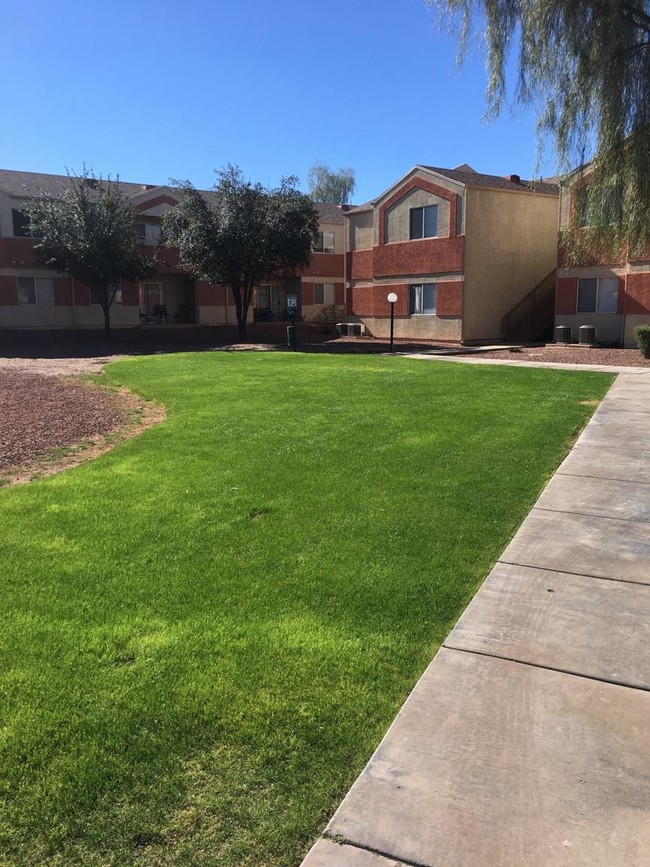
[0,354,612,865]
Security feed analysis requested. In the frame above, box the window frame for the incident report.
[409,282,437,315]
[313,283,335,306]
[16,276,55,305]
[409,205,438,240]
[12,208,43,238]
[577,276,619,314]
[314,231,335,253]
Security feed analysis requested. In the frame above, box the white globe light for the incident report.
[387,292,398,303]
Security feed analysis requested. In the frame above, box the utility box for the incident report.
[579,325,596,346]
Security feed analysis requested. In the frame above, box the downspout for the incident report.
[71,276,77,328]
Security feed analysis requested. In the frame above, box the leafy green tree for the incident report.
[163,166,320,341]
[307,162,356,204]
[27,173,155,338]
[428,0,650,254]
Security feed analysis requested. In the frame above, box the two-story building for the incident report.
[555,168,650,346]
[0,169,347,330]
[345,165,559,343]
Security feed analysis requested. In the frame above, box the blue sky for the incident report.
[2,0,556,203]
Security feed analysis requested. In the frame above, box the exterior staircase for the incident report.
[502,270,556,342]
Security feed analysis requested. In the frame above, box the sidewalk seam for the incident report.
[322,833,430,867]
[441,644,650,695]
[498,558,650,587]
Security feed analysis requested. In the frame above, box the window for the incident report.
[16,276,54,305]
[577,277,618,313]
[314,283,335,305]
[314,231,335,253]
[90,284,122,305]
[576,186,623,227]
[12,208,42,238]
[134,223,146,241]
[409,283,436,314]
[409,205,438,240]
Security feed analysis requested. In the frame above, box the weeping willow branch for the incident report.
[428,1,650,258]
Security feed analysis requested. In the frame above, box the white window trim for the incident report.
[409,282,437,315]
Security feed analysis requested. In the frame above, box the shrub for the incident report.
[634,325,650,358]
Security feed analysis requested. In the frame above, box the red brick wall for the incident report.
[351,284,409,317]
[197,281,227,305]
[136,194,178,211]
[0,276,17,305]
[373,237,464,278]
[74,282,91,306]
[334,282,345,305]
[300,253,344,279]
[351,285,374,317]
[54,276,72,306]
[0,237,41,268]
[556,277,577,315]
[349,249,373,281]
[625,272,650,313]
[301,282,314,305]
[121,281,140,306]
[436,281,463,317]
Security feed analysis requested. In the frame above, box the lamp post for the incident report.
[387,292,398,353]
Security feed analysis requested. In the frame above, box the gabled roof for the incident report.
[0,169,349,226]
[0,168,156,200]
[345,164,558,215]
[419,166,558,195]
[314,202,347,224]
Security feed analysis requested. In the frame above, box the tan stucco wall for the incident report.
[347,210,374,252]
[555,314,626,345]
[198,304,253,325]
[0,191,17,237]
[362,315,461,341]
[462,188,559,341]
[384,187,451,243]
[319,220,345,254]
[0,302,139,329]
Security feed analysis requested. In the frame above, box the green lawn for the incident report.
[0,353,612,865]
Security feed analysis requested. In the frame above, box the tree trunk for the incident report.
[231,284,247,342]
[237,315,247,342]
[102,304,111,339]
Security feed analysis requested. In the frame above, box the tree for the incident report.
[307,162,356,204]
[27,173,156,338]
[162,166,320,342]
[428,0,650,254]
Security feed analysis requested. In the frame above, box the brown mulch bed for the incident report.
[0,372,126,471]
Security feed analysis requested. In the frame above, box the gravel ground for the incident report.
[0,371,125,470]
[452,345,650,367]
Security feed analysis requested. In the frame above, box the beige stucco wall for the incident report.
[0,191,18,237]
[462,187,559,342]
[384,187,451,243]
[0,301,139,329]
[555,314,626,345]
[363,315,462,341]
[319,220,345,254]
[199,304,253,325]
[347,210,374,252]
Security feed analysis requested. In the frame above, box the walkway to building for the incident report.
[302,367,650,866]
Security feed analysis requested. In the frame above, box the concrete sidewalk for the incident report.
[302,371,650,866]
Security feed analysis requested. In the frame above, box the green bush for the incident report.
[634,324,650,358]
